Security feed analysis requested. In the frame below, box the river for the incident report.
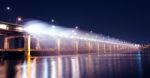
[0,51,149,78]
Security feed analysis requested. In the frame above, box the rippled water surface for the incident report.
[0,51,150,78]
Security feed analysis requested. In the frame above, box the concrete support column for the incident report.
[97,43,100,54]
[56,39,61,55]
[103,44,106,53]
[109,44,112,51]
[4,37,9,49]
[36,39,40,50]
[75,40,79,54]
[114,45,117,50]
[87,41,91,53]
[117,45,119,50]
[24,35,31,57]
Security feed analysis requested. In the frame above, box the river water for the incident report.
[0,51,149,78]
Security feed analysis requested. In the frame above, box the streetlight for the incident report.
[72,30,75,33]
[75,26,78,29]
[16,17,22,23]
[51,19,55,23]
[6,6,10,11]
[51,25,56,28]
[17,17,22,22]
[90,30,93,33]
[6,6,11,22]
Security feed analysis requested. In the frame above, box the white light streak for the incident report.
[15,27,24,32]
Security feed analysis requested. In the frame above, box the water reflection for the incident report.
[0,52,149,78]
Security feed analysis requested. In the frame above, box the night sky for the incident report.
[0,0,150,44]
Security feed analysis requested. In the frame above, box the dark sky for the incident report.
[0,0,150,44]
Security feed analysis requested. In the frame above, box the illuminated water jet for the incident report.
[22,20,140,54]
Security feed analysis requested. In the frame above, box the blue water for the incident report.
[0,51,149,78]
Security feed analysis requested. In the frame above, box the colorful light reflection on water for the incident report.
[0,51,150,78]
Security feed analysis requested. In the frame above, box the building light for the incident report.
[0,24,8,30]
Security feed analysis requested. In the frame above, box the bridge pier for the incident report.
[97,43,100,54]
[109,44,112,52]
[56,39,61,55]
[116,45,119,51]
[114,44,117,51]
[4,37,9,50]
[24,35,31,57]
[103,43,106,53]
[74,40,79,54]
[87,41,91,53]
[35,38,41,50]
[4,35,25,50]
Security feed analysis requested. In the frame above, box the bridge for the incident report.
[0,21,140,57]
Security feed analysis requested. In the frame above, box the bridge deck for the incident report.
[0,49,56,52]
